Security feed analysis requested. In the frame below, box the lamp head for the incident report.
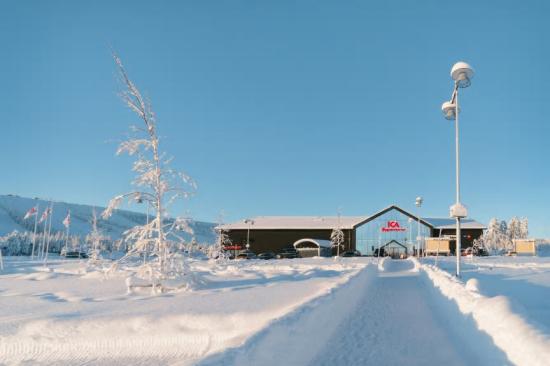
[415,196,423,207]
[451,61,474,88]
[441,101,458,120]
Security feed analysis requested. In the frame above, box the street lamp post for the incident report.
[441,61,474,277]
[415,197,423,259]
[244,219,254,251]
[408,217,413,253]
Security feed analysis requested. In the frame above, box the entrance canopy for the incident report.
[293,238,331,257]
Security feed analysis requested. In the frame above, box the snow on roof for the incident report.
[422,218,486,230]
[220,216,369,230]
[220,206,486,232]
[294,238,332,248]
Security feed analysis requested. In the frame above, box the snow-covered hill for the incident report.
[0,194,216,244]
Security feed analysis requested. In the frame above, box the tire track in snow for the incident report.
[198,263,379,366]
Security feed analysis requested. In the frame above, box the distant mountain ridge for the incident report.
[0,194,216,244]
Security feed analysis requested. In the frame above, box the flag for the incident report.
[63,211,71,228]
[23,206,38,220]
[38,208,51,224]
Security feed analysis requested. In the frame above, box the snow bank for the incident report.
[199,263,377,366]
[422,263,550,366]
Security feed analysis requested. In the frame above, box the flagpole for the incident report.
[31,204,39,260]
[64,210,70,255]
[44,202,54,266]
[40,211,48,260]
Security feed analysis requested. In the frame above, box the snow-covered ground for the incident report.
[0,256,369,365]
[1,255,550,365]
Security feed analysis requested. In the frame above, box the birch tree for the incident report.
[87,208,108,263]
[330,229,344,256]
[102,54,197,276]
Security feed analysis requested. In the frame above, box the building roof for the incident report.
[220,205,486,231]
[354,204,434,228]
[220,216,369,230]
[422,218,487,230]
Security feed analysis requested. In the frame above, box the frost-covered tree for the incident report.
[102,54,196,276]
[0,230,75,256]
[330,228,344,256]
[210,213,232,261]
[483,218,505,252]
[500,220,513,251]
[483,216,530,253]
[519,217,529,239]
[472,237,483,255]
[87,208,109,262]
[507,217,522,242]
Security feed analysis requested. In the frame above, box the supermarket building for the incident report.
[220,205,486,257]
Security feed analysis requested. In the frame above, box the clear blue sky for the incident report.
[1,0,549,237]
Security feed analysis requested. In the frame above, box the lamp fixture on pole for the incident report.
[415,196,423,259]
[244,219,255,251]
[441,61,474,277]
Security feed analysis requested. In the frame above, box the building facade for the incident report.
[221,205,486,257]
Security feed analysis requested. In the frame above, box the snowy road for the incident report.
[313,259,509,365]
[208,258,511,366]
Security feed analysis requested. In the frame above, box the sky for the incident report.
[1,0,549,237]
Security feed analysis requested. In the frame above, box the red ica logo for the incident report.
[382,220,406,232]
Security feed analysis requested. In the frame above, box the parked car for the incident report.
[257,252,276,260]
[277,248,299,259]
[341,250,362,257]
[236,250,257,260]
[64,251,88,259]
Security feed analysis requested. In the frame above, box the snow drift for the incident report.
[422,262,550,366]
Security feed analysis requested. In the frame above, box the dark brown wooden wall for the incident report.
[226,229,356,254]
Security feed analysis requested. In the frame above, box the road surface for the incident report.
[312,259,510,366]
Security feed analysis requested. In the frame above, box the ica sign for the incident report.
[381,221,406,232]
